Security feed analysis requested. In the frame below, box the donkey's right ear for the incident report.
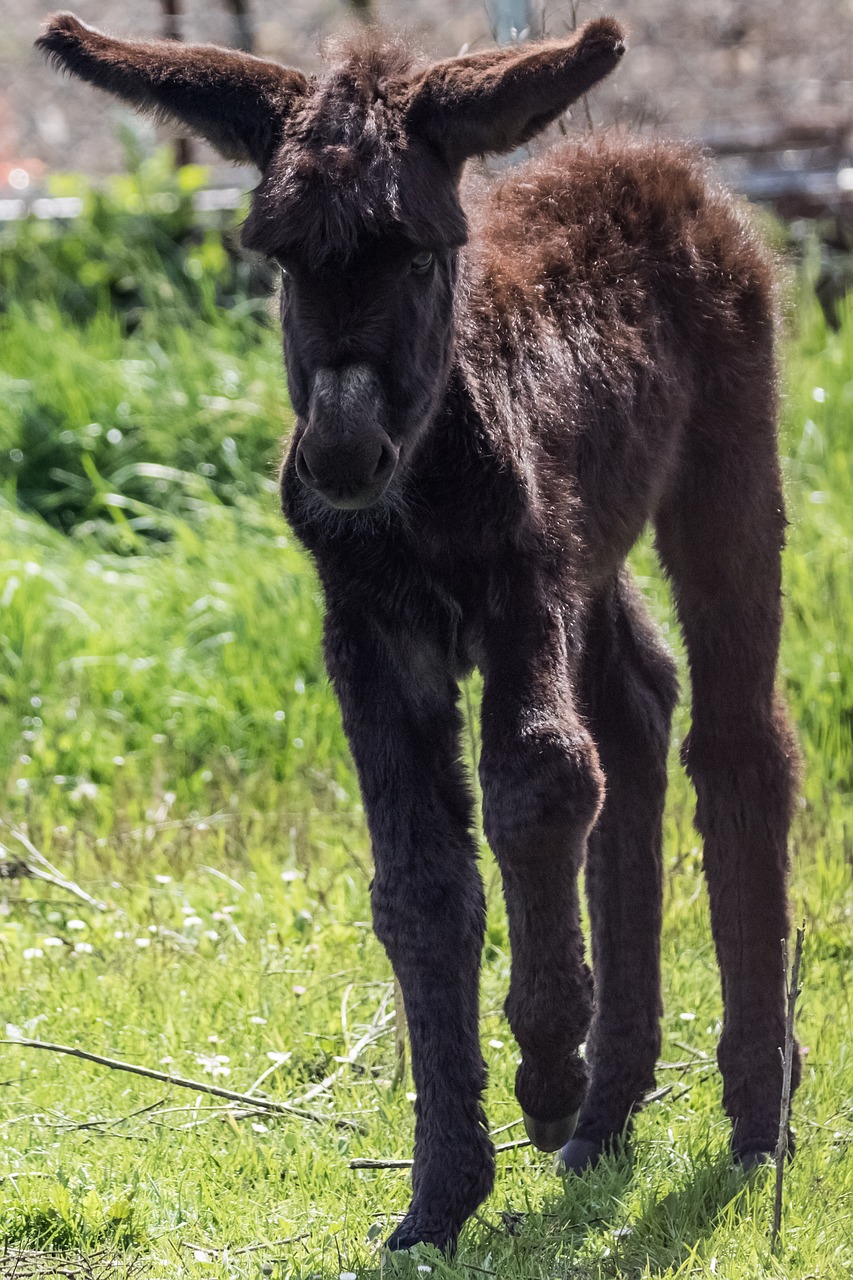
[36,13,309,170]
[406,18,625,169]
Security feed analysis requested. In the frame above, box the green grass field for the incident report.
[0,168,851,1278]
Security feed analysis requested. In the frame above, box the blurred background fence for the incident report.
[1,0,851,216]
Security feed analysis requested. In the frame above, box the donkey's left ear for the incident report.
[406,18,626,168]
[36,12,309,169]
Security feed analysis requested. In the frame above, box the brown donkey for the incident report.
[39,13,801,1253]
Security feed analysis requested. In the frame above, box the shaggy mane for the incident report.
[241,30,467,269]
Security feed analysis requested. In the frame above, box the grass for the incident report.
[0,182,851,1278]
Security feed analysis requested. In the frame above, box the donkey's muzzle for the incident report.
[296,364,398,510]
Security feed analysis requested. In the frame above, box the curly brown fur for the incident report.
[39,15,801,1252]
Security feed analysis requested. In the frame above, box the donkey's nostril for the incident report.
[295,443,318,487]
[371,441,397,485]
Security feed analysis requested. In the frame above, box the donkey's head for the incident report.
[38,13,625,511]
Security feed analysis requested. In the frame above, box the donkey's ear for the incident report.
[36,12,308,169]
[406,18,625,167]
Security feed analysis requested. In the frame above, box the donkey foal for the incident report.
[40,12,802,1253]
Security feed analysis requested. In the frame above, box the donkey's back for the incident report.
[463,135,778,582]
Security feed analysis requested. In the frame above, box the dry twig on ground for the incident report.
[0,1038,363,1132]
[771,922,806,1253]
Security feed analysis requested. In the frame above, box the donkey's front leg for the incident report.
[480,584,604,1152]
[324,609,494,1254]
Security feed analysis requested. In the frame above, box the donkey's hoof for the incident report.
[735,1147,773,1172]
[556,1135,607,1175]
[385,1214,456,1255]
[522,1108,579,1153]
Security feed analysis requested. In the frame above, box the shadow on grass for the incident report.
[343,1147,763,1279]
[594,1152,762,1277]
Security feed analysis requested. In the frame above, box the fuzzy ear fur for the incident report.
[406,18,626,167]
[36,12,308,169]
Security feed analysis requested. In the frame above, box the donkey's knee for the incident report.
[480,727,604,859]
[371,864,485,971]
[683,697,799,845]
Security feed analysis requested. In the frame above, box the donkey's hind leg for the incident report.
[654,410,801,1166]
[560,571,678,1173]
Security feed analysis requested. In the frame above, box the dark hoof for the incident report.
[556,1135,607,1175]
[385,1215,456,1255]
[735,1147,774,1172]
[522,1108,579,1153]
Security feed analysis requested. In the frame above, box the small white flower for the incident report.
[67,919,87,931]
[71,781,98,801]
[250,1016,267,1025]
[293,985,306,996]
[135,937,151,949]
[280,869,302,883]
[23,948,43,960]
[73,942,94,954]
[812,386,826,403]
[489,1039,504,1049]
[251,1121,269,1134]
[340,1272,357,1280]
[160,1056,174,1066]
[155,874,172,885]
[679,1012,696,1022]
[183,915,203,928]
[196,1053,231,1077]
[43,936,64,949]
[204,930,219,942]
[113,930,125,940]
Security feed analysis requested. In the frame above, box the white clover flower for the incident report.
[71,781,98,801]
[195,1053,231,1078]
[23,948,43,960]
[67,919,87,931]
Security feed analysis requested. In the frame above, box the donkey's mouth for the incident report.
[295,431,399,511]
[315,475,397,511]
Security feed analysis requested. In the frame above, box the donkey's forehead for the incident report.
[241,50,468,267]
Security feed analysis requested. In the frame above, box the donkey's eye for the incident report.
[410,250,435,275]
